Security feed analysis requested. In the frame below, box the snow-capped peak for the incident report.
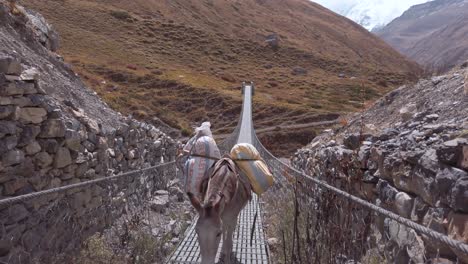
[312,0,432,31]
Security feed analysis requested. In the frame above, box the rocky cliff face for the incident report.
[292,66,468,263]
[0,2,181,262]
[375,0,468,73]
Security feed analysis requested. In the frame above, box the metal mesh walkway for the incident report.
[168,84,269,263]
[168,194,268,264]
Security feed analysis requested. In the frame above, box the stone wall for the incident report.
[0,57,178,263]
[292,71,468,263]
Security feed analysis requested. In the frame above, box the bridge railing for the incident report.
[252,133,372,263]
[252,128,468,263]
[0,161,177,263]
[245,86,468,263]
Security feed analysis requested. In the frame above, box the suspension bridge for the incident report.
[0,83,467,264]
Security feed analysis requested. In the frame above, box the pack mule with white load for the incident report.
[177,122,221,201]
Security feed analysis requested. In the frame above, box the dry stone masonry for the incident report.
[292,69,468,263]
[0,56,178,263]
[0,3,180,262]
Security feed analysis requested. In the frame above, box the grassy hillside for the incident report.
[21,0,422,144]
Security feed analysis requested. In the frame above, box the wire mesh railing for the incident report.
[252,131,468,263]
[0,161,177,263]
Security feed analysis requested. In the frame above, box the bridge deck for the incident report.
[168,85,269,263]
[168,194,268,264]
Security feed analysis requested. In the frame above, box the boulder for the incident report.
[64,129,81,151]
[83,140,95,152]
[40,139,59,154]
[39,119,66,138]
[435,167,467,207]
[82,116,100,134]
[343,133,361,150]
[19,68,39,82]
[431,76,445,85]
[106,148,115,158]
[447,212,468,263]
[0,105,19,119]
[11,96,33,107]
[376,180,398,203]
[410,168,436,206]
[169,186,184,202]
[436,138,467,167]
[54,147,72,169]
[399,103,417,122]
[394,192,414,218]
[0,57,21,75]
[424,114,439,122]
[25,141,41,155]
[291,67,307,76]
[2,149,24,167]
[19,82,37,95]
[410,197,429,223]
[418,149,439,174]
[379,128,399,141]
[0,121,17,136]
[150,191,170,213]
[0,82,24,96]
[35,152,53,168]
[422,208,453,256]
[18,125,40,146]
[4,178,27,195]
[265,33,279,49]
[450,177,468,212]
[0,135,17,154]
[24,9,60,51]
[2,204,28,225]
[155,190,169,196]
[18,107,47,124]
[386,219,425,263]
[460,145,468,170]
[464,72,468,96]
[0,96,12,105]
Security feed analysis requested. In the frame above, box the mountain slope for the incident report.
[21,0,421,138]
[375,0,468,73]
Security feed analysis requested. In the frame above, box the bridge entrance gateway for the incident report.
[169,84,270,264]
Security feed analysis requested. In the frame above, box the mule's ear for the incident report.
[187,192,202,213]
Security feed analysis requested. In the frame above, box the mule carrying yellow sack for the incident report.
[230,143,274,195]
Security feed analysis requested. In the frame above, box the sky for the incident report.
[311,0,432,30]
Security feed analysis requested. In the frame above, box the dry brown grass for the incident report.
[20,0,422,151]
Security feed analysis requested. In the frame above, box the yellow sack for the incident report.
[230,143,274,195]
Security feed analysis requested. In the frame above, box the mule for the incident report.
[188,157,251,264]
